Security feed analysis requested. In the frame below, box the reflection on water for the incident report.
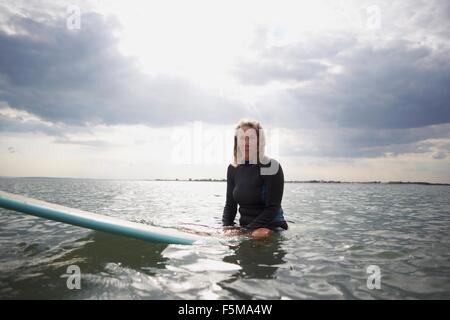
[216,235,288,299]
[223,235,286,280]
[0,231,169,299]
[64,232,169,274]
[1,177,450,299]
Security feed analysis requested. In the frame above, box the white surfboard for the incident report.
[0,190,205,245]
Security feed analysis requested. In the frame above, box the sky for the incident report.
[0,0,449,182]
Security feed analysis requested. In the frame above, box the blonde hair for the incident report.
[231,119,267,167]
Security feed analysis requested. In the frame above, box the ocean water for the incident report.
[0,177,449,299]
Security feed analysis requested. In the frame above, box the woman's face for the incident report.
[237,125,257,161]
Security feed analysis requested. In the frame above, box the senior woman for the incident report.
[222,119,288,240]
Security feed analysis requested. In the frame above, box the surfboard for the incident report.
[0,190,205,245]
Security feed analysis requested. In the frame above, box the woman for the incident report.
[222,119,288,239]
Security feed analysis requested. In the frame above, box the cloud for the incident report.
[229,1,450,159]
[320,42,450,129]
[234,36,450,130]
[53,137,114,148]
[0,101,86,137]
[1,0,450,162]
[279,123,450,159]
[0,12,245,128]
[232,57,330,86]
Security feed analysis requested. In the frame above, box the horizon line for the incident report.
[0,175,449,185]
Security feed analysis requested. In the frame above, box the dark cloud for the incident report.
[321,43,450,129]
[234,37,450,130]
[232,14,450,159]
[0,13,245,127]
[0,113,67,136]
[280,124,450,159]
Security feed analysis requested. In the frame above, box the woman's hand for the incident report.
[222,226,273,239]
[250,228,272,239]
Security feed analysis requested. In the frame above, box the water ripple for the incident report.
[0,178,449,299]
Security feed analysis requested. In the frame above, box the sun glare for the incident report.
[94,0,351,90]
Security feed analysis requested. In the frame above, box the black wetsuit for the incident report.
[222,159,288,231]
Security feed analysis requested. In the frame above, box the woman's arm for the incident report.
[222,164,238,226]
[245,161,284,229]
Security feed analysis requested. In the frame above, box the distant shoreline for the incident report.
[153,179,450,186]
[1,176,449,186]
